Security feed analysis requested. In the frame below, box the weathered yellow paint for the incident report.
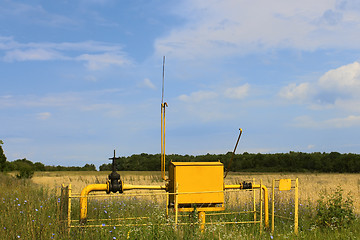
[279,179,292,191]
[168,162,224,210]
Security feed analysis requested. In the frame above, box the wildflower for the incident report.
[17,235,20,238]
[35,209,38,211]
[16,198,18,201]
[102,223,105,227]
[104,210,108,214]
[24,200,27,203]
[113,237,116,240]
[18,204,20,206]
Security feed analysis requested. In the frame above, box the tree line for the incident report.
[1,140,360,174]
[0,141,96,177]
[99,151,360,173]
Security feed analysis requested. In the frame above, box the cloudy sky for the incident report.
[1,0,360,168]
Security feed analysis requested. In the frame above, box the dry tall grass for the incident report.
[31,171,360,213]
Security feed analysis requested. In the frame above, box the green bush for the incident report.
[315,186,355,229]
[16,165,34,179]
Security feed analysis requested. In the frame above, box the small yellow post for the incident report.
[166,192,169,218]
[294,178,299,235]
[253,178,256,223]
[68,184,72,234]
[260,179,263,235]
[198,211,205,233]
[272,179,275,234]
[174,183,178,229]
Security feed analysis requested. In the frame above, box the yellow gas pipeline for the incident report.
[80,183,108,223]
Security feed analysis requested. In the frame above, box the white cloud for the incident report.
[178,90,218,102]
[279,61,360,107]
[84,75,98,82]
[138,78,156,90]
[36,112,51,120]
[0,37,130,70]
[76,53,130,70]
[155,0,360,59]
[318,61,360,94]
[294,115,360,128]
[224,84,250,99]
[278,82,312,102]
[4,48,66,62]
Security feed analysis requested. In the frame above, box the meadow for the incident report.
[1,171,359,239]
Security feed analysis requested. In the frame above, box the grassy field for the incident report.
[30,171,360,214]
[1,171,360,239]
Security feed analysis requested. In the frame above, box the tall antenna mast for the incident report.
[162,56,165,104]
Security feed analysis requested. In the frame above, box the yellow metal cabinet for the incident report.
[168,162,224,211]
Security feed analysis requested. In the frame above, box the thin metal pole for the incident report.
[224,128,242,178]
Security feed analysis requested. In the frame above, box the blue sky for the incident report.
[1,0,360,168]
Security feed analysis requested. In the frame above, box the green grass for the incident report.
[1,173,359,239]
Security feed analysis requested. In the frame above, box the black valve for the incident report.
[241,181,252,189]
[107,150,123,194]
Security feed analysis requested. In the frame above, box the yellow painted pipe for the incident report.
[122,184,166,191]
[253,184,269,228]
[224,184,269,228]
[79,183,167,223]
[80,183,108,223]
[224,184,242,189]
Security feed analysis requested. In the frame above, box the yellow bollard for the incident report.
[294,178,299,235]
[198,211,205,233]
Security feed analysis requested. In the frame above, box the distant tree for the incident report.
[34,162,46,171]
[82,164,96,171]
[0,140,7,172]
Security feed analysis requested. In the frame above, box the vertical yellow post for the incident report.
[161,104,165,181]
[198,211,205,233]
[253,178,256,223]
[272,179,275,234]
[174,183,178,229]
[260,179,263,235]
[166,192,169,218]
[294,178,299,235]
[68,184,72,234]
